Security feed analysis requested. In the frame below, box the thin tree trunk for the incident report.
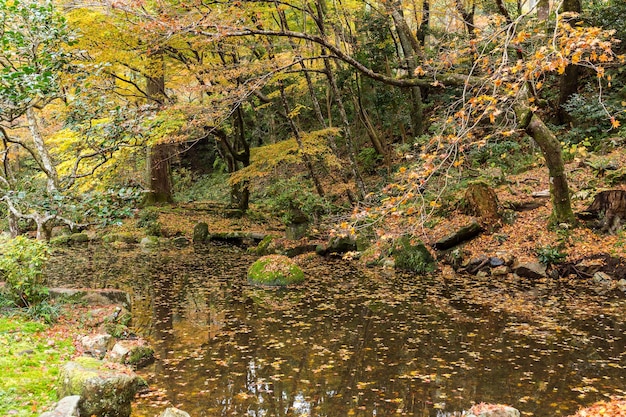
[314,0,366,200]
[557,0,582,124]
[278,82,325,197]
[387,0,425,135]
[26,107,57,193]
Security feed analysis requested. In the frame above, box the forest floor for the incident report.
[146,148,626,278]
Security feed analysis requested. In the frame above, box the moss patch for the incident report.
[0,316,74,417]
[247,255,305,286]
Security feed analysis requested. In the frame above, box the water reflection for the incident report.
[46,245,626,417]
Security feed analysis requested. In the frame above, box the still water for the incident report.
[47,244,626,417]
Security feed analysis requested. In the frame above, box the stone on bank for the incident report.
[58,356,145,417]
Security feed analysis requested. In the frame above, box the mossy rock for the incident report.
[59,356,146,417]
[49,235,71,246]
[70,233,90,243]
[140,236,159,249]
[193,222,210,243]
[248,255,305,287]
[392,236,436,274]
[255,235,276,256]
[103,233,138,244]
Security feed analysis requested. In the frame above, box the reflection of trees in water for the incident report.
[48,246,626,417]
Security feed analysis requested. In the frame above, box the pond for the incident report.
[47,244,626,417]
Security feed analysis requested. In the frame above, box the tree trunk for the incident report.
[144,50,174,205]
[514,88,574,225]
[526,114,574,224]
[146,143,174,204]
[387,0,425,136]
[557,0,582,124]
[26,107,58,193]
[314,0,366,200]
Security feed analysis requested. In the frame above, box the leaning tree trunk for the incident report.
[516,98,575,225]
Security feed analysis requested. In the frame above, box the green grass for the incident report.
[0,316,74,417]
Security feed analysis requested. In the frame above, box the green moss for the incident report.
[248,255,305,286]
[255,235,275,255]
[127,346,154,366]
[0,316,74,417]
[392,236,436,274]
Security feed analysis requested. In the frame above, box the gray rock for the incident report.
[79,334,112,359]
[491,265,509,276]
[159,408,191,417]
[39,395,80,417]
[140,236,159,249]
[434,221,483,250]
[575,259,604,275]
[495,251,516,266]
[593,271,613,285]
[172,236,190,247]
[59,357,145,417]
[513,262,547,279]
[193,222,209,243]
[489,257,505,267]
[107,340,155,369]
[617,279,626,292]
[467,404,520,417]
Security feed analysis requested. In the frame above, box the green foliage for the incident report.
[469,139,535,172]
[357,147,383,174]
[560,93,620,144]
[172,168,230,203]
[0,236,50,308]
[535,244,567,267]
[0,0,76,121]
[136,207,161,237]
[82,187,143,226]
[258,177,336,224]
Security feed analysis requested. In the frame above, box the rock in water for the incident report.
[467,403,520,417]
[248,255,305,286]
[159,408,191,417]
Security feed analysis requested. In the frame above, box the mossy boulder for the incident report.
[392,236,436,274]
[102,233,138,244]
[193,222,210,243]
[248,255,305,286]
[140,236,159,249]
[58,356,146,417]
[108,340,155,369]
[70,233,90,243]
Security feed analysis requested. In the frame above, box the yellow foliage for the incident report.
[230,128,341,184]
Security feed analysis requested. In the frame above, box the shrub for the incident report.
[0,236,50,308]
[136,207,161,236]
[536,244,567,267]
[258,177,337,224]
